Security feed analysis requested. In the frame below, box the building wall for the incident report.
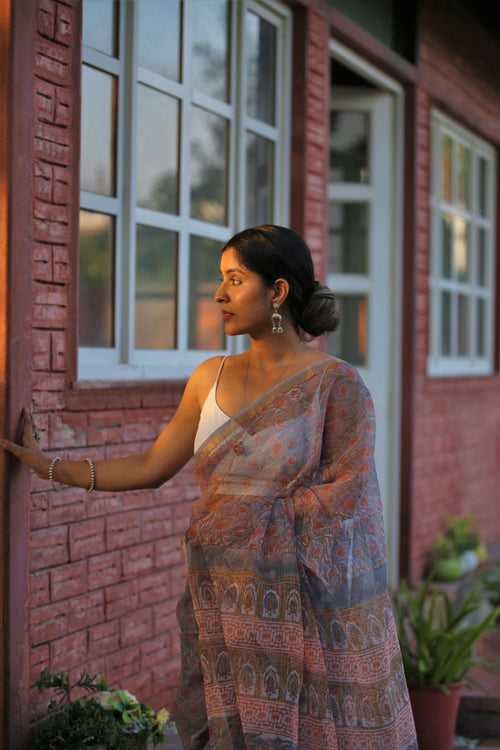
[22,0,330,731]
[409,0,500,579]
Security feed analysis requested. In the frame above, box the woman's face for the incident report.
[214,246,278,336]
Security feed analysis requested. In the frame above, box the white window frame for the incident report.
[428,109,497,377]
[79,0,292,382]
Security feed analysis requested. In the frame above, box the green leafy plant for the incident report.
[478,561,500,608]
[31,669,173,750]
[431,514,481,562]
[393,576,500,693]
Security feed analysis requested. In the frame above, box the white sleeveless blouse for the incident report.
[193,356,231,453]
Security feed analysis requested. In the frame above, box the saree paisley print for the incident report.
[173,357,418,750]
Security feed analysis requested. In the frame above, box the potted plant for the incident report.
[479,560,500,612]
[393,575,500,750]
[428,514,488,581]
[31,668,174,749]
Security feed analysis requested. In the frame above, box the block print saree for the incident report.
[173,356,417,750]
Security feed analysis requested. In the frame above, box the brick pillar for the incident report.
[290,6,329,286]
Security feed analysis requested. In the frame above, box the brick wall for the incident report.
[409,0,500,579]
[25,0,330,727]
[28,0,197,719]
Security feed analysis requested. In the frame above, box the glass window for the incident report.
[137,0,182,82]
[429,112,496,376]
[83,0,119,58]
[79,0,289,377]
[328,202,369,275]
[135,226,178,349]
[192,0,230,101]
[330,111,370,183]
[137,86,180,215]
[81,65,117,196]
[246,11,276,125]
[79,211,115,347]
[188,236,226,350]
[326,295,368,367]
[190,107,229,225]
[246,133,274,226]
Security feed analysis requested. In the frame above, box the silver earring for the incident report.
[271,302,284,334]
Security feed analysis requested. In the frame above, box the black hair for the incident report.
[220,224,340,339]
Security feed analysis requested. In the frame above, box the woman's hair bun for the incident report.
[299,280,340,339]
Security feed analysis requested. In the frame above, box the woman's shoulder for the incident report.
[321,356,372,399]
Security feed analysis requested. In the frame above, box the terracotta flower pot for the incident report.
[409,682,464,750]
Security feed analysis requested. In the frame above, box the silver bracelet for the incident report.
[48,456,63,485]
[85,458,96,494]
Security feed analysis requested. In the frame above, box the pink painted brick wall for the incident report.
[28,0,190,717]
[409,0,500,579]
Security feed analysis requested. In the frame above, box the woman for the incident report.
[0,225,417,749]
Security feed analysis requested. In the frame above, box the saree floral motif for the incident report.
[173,357,418,750]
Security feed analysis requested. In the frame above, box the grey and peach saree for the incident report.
[173,356,417,750]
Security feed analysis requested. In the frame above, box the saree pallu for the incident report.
[173,357,418,750]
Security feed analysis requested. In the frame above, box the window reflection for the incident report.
[83,0,119,58]
[137,85,180,215]
[452,216,470,283]
[81,65,117,196]
[441,290,451,356]
[326,295,368,367]
[138,0,182,81]
[135,226,177,350]
[189,236,226,350]
[191,107,228,225]
[192,0,229,101]
[246,12,276,125]
[246,132,274,226]
[330,111,370,183]
[79,211,115,347]
[441,135,453,203]
[328,202,369,274]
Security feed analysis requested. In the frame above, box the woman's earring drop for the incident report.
[271,302,284,334]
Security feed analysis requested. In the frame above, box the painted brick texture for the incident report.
[28,0,190,717]
[410,0,500,579]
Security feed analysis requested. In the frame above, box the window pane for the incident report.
[441,213,453,279]
[83,0,119,57]
[478,156,488,217]
[441,134,452,202]
[330,111,370,183]
[79,211,115,347]
[457,142,471,210]
[192,0,230,102]
[246,132,274,226]
[326,295,368,367]
[81,65,117,196]
[441,290,451,356]
[453,216,470,283]
[477,227,487,287]
[189,236,226,350]
[458,293,469,356]
[137,85,179,214]
[328,202,369,274]
[138,0,181,81]
[246,11,276,125]
[135,226,177,350]
[477,298,486,357]
[191,107,228,224]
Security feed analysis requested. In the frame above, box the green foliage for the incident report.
[393,576,500,692]
[478,561,500,607]
[431,514,481,562]
[31,669,172,750]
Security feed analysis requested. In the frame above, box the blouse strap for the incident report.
[214,355,228,389]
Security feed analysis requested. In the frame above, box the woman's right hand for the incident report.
[0,408,52,480]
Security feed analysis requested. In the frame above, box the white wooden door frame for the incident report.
[329,39,405,588]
